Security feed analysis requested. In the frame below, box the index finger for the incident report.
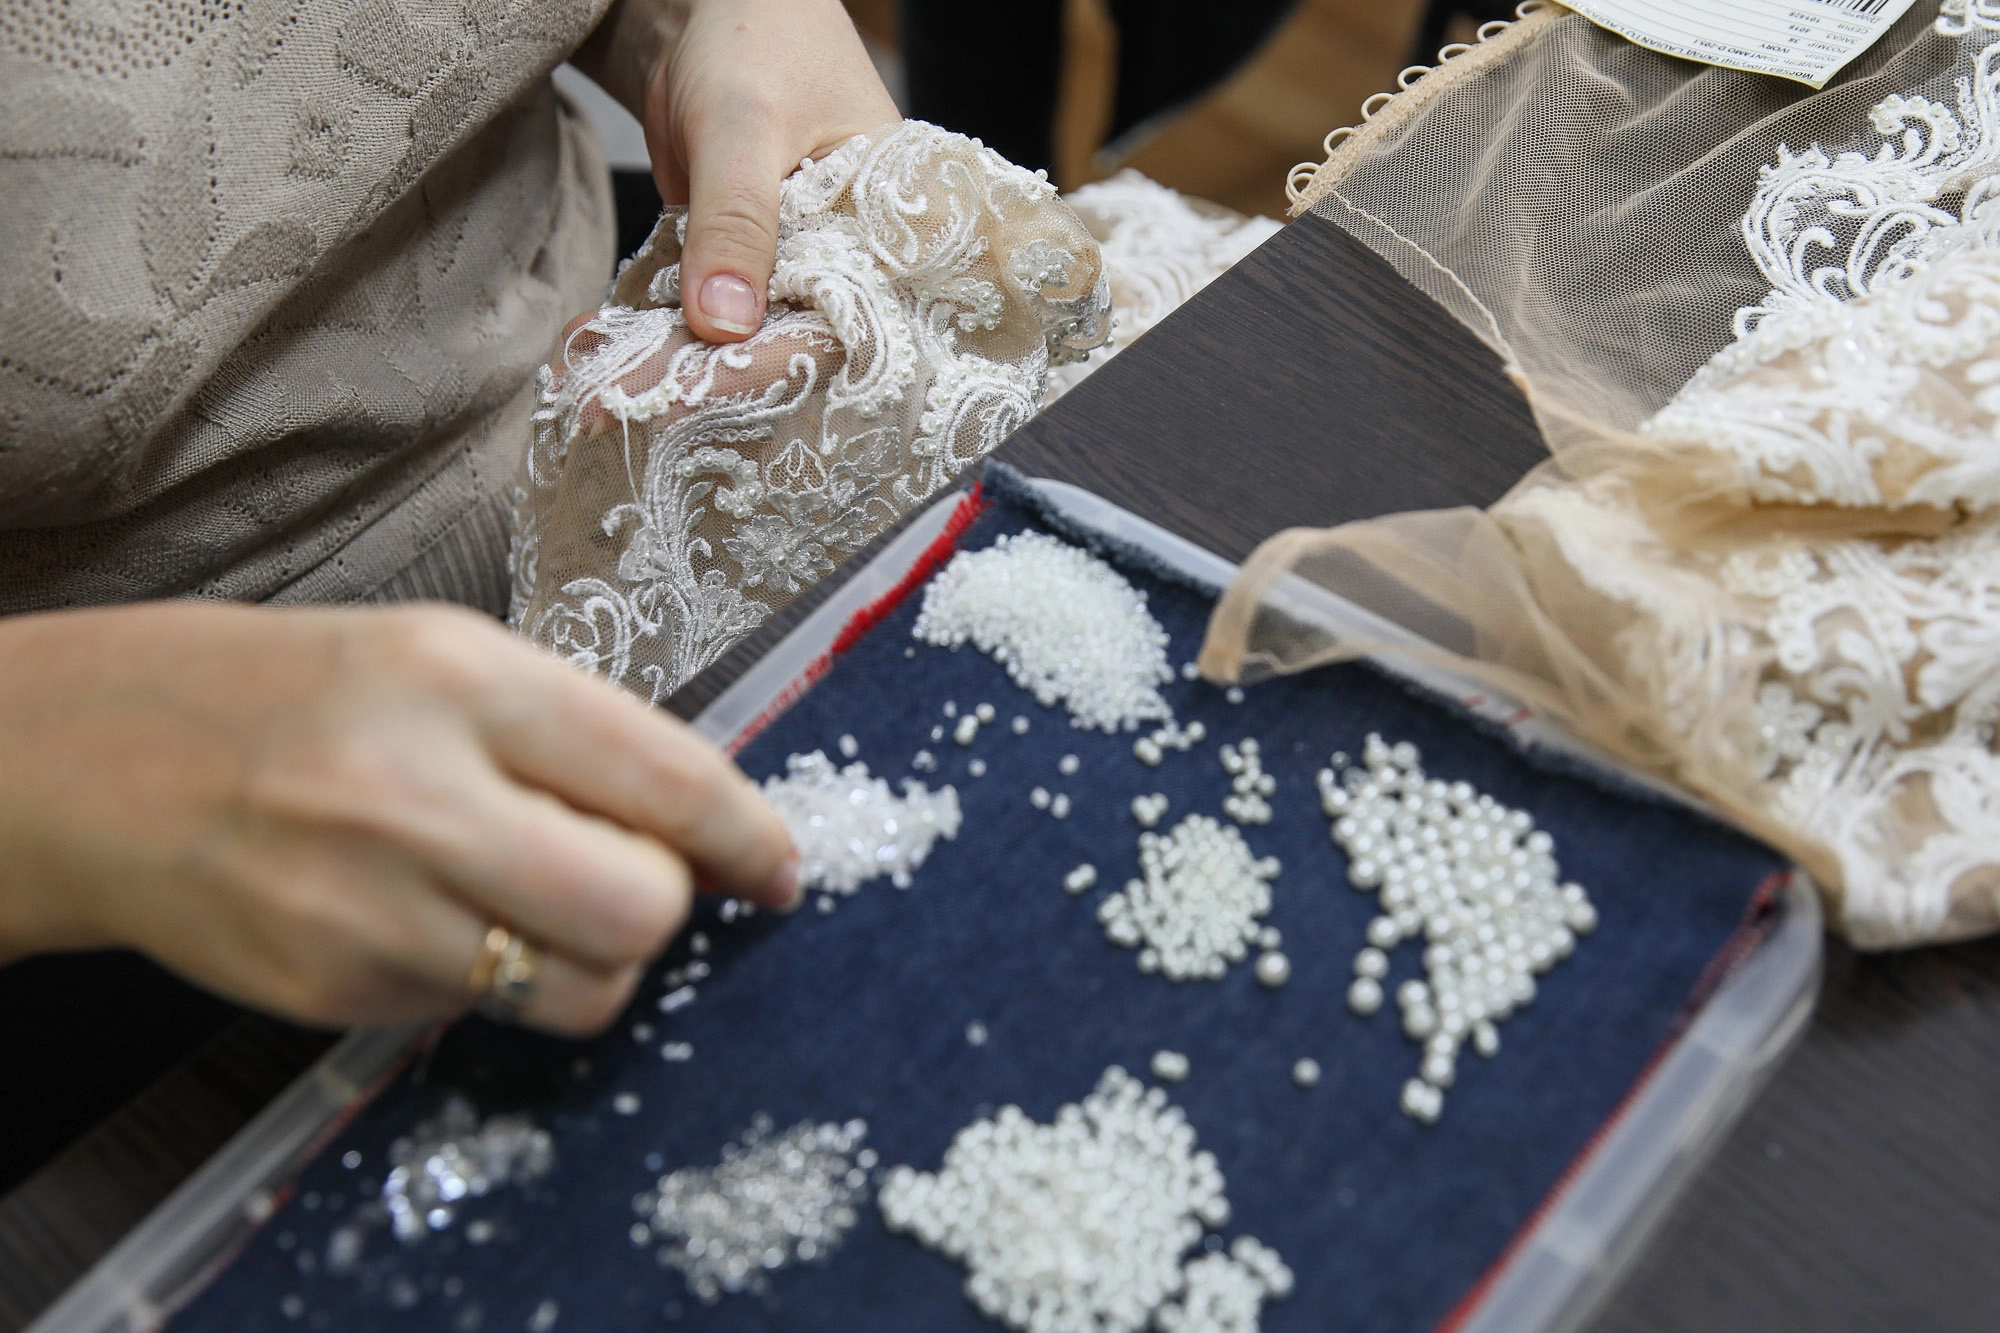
[476,638,800,911]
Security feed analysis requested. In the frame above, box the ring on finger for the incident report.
[468,924,541,1021]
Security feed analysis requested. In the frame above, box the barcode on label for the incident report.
[1810,0,1891,13]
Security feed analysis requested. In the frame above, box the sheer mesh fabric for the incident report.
[509,120,1110,702]
[1204,2,2000,946]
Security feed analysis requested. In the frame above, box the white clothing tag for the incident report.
[1563,0,1921,89]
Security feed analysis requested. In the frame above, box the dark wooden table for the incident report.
[5,213,1999,1331]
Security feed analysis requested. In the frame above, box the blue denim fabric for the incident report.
[177,488,1786,1333]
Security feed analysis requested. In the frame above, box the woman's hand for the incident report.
[0,602,799,1035]
[573,0,901,342]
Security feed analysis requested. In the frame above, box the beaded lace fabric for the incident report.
[509,120,1111,702]
[1206,0,2000,947]
[1042,172,1283,406]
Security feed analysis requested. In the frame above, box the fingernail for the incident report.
[767,854,803,913]
[699,273,762,334]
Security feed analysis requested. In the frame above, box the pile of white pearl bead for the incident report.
[1219,739,1275,826]
[637,1116,873,1304]
[912,531,1174,733]
[1321,735,1597,1124]
[761,751,960,893]
[1155,1241,1294,1333]
[374,1097,554,1245]
[879,1067,1284,1333]
[1098,815,1278,981]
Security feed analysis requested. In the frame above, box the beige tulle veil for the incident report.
[1200,2,2000,947]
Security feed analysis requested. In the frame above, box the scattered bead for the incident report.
[1011,716,1030,735]
[1400,1079,1443,1124]
[762,751,960,894]
[1050,792,1071,819]
[1291,1058,1321,1089]
[837,734,859,759]
[661,1042,694,1062]
[642,1116,869,1304]
[1134,737,1164,765]
[689,932,709,956]
[1151,1049,1191,1082]
[912,532,1174,733]
[659,985,697,1014]
[613,1092,641,1115]
[967,758,987,777]
[1097,815,1276,981]
[1225,687,1245,705]
[1257,927,1282,950]
[943,701,957,718]
[975,702,996,724]
[966,1021,989,1047]
[341,1151,362,1170]
[816,895,837,914]
[1131,793,1170,828]
[1058,754,1081,775]
[1322,736,1593,1124]
[1181,662,1201,680]
[931,726,945,742]
[1063,863,1099,894]
[1031,787,1052,810]
[954,715,980,746]
[1219,739,1275,825]
[1254,951,1291,988]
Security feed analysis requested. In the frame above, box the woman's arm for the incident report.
[570,0,900,342]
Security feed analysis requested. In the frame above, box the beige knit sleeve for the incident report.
[0,0,613,608]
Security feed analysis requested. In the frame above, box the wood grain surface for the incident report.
[4,213,1997,1332]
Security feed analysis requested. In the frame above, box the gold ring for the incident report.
[468,924,540,1019]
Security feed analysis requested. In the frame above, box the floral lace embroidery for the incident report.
[1519,1,2000,944]
[508,120,1110,702]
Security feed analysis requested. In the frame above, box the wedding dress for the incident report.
[1205,1,2000,947]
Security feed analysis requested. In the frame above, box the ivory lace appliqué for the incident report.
[509,121,1110,703]
[1522,0,2000,944]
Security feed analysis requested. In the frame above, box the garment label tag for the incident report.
[1562,0,1921,89]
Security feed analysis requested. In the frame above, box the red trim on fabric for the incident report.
[723,484,991,758]
[1434,869,1793,1333]
[831,484,990,657]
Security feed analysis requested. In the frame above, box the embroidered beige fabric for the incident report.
[510,120,1112,702]
[1203,1,2000,947]
[0,0,614,613]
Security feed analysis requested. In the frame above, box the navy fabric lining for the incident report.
[174,488,1786,1333]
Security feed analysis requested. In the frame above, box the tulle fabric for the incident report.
[1204,2,2000,947]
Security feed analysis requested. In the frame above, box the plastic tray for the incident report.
[34,478,1820,1333]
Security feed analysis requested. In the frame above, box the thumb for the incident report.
[678,135,787,343]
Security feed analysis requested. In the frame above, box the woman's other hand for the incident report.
[573,0,901,342]
[0,603,799,1035]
